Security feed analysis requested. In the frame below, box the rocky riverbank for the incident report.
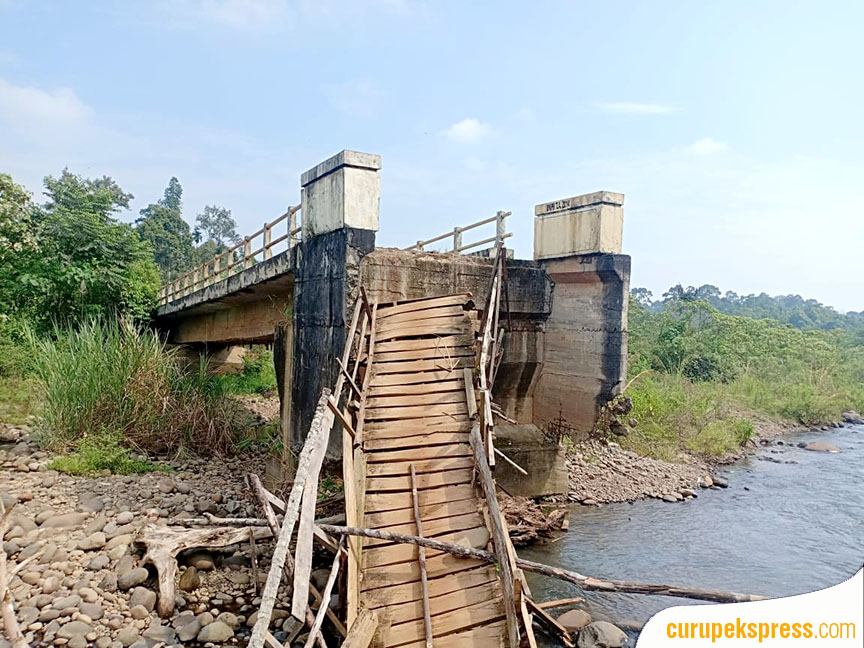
[0,423,301,648]
[565,411,862,506]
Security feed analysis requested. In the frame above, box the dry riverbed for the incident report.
[0,423,304,648]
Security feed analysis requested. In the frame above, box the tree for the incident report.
[630,287,654,307]
[0,174,37,263]
[0,170,160,326]
[135,177,195,279]
[196,204,239,247]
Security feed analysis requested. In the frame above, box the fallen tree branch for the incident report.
[174,514,269,527]
[317,525,769,605]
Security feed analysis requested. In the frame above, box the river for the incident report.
[520,425,864,637]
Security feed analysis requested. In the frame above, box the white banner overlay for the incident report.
[637,568,862,647]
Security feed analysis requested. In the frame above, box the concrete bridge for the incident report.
[153,150,631,493]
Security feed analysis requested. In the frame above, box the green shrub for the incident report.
[47,429,168,476]
[30,318,242,455]
[215,348,277,395]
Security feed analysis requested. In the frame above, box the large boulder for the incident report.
[841,410,863,424]
[577,621,628,648]
[804,442,839,453]
[558,608,592,631]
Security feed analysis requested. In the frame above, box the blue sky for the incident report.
[1,1,862,311]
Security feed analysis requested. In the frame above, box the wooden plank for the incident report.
[386,621,505,648]
[341,608,378,648]
[524,597,572,648]
[363,512,485,548]
[372,356,473,375]
[354,302,378,445]
[377,313,468,332]
[468,422,519,647]
[375,346,474,364]
[361,566,498,609]
[375,323,470,342]
[365,402,467,421]
[364,456,474,477]
[364,483,476,514]
[374,334,474,354]
[291,402,335,620]
[375,304,466,327]
[249,391,331,648]
[365,444,471,463]
[365,468,473,492]
[382,598,505,648]
[364,432,470,452]
[371,371,466,387]
[375,579,500,627]
[363,498,480,530]
[302,542,343,648]
[328,396,355,438]
[362,553,489,590]
[376,294,471,319]
[409,464,433,648]
[364,415,469,434]
[463,367,477,419]
[368,379,465,398]
[365,421,472,442]
[367,391,465,409]
[363,527,490,569]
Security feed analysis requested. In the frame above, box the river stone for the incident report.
[217,611,240,629]
[178,566,200,592]
[79,601,104,620]
[130,586,157,611]
[143,619,175,643]
[116,511,135,525]
[98,571,118,592]
[130,605,150,620]
[68,636,88,648]
[577,621,628,648]
[57,620,92,639]
[118,567,149,590]
[184,550,215,570]
[41,513,89,529]
[711,476,729,488]
[78,532,106,551]
[116,627,140,647]
[18,606,39,625]
[558,609,591,631]
[804,442,839,453]
[177,617,201,642]
[78,497,105,513]
[88,554,110,570]
[197,620,234,642]
[661,494,678,503]
[841,410,863,424]
[52,594,81,609]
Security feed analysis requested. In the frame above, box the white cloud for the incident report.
[596,102,676,115]
[321,80,383,118]
[440,118,493,143]
[0,78,91,125]
[195,0,291,29]
[687,137,728,155]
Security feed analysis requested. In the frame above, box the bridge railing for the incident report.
[158,205,302,306]
[403,210,512,254]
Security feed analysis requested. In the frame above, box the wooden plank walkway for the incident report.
[357,294,509,648]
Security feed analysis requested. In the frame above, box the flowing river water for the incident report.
[520,425,864,638]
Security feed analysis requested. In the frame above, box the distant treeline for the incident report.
[633,284,864,339]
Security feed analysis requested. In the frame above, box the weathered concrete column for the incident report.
[532,191,631,439]
[290,151,380,457]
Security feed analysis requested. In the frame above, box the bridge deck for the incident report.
[356,294,509,648]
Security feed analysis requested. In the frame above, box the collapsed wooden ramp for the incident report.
[345,292,532,648]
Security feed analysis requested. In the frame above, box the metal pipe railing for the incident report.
[404,210,512,254]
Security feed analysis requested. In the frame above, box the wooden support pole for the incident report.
[316,525,770,604]
[328,396,356,438]
[303,540,344,648]
[410,464,433,648]
[264,222,272,260]
[248,391,332,648]
[342,608,378,648]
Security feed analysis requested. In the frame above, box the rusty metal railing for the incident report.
[403,210,512,254]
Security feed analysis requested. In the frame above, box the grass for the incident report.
[0,375,36,425]
[214,348,277,395]
[28,318,243,456]
[47,429,170,476]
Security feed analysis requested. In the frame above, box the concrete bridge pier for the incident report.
[285,151,381,457]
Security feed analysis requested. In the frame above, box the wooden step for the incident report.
[370,371,467,387]
[365,443,472,463]
[368,379,465,399]
[364,416,471,437]
[364,483,475,513]
[374,346,474,364]
[364,498,480,530]
[382,598,505,648]
[375,304,467,327]
[376,294,471,319]
[374,334,475,355]
[374,579,500,626]
[365,467,472,492]
[364,455,474,477]
[375,323,471,342]
[367,391,465,409]
[387,621,506,648]
[363,526,489,569]
[365,402,467,421]
[372,356,473,375]
[363,512,485,548]
[361,552,489,590]
[361,566,497,609]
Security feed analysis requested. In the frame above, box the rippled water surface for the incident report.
[520,425,864,630]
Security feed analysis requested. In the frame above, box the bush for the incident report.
[215,348,277,395]
[30,318,242,455]
[47,429,168,476]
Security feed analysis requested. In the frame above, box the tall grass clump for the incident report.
[30,318,242,455]
[214,348,278,395]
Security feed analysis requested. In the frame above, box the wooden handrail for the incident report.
[159,204,302,305]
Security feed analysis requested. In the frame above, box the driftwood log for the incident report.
[138,524,273,617]
[317,525,769,605]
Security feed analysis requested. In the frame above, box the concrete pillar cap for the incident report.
[301,150,382,187]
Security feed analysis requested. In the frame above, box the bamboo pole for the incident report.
[410,464,433,648]
[316,525,769,605]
